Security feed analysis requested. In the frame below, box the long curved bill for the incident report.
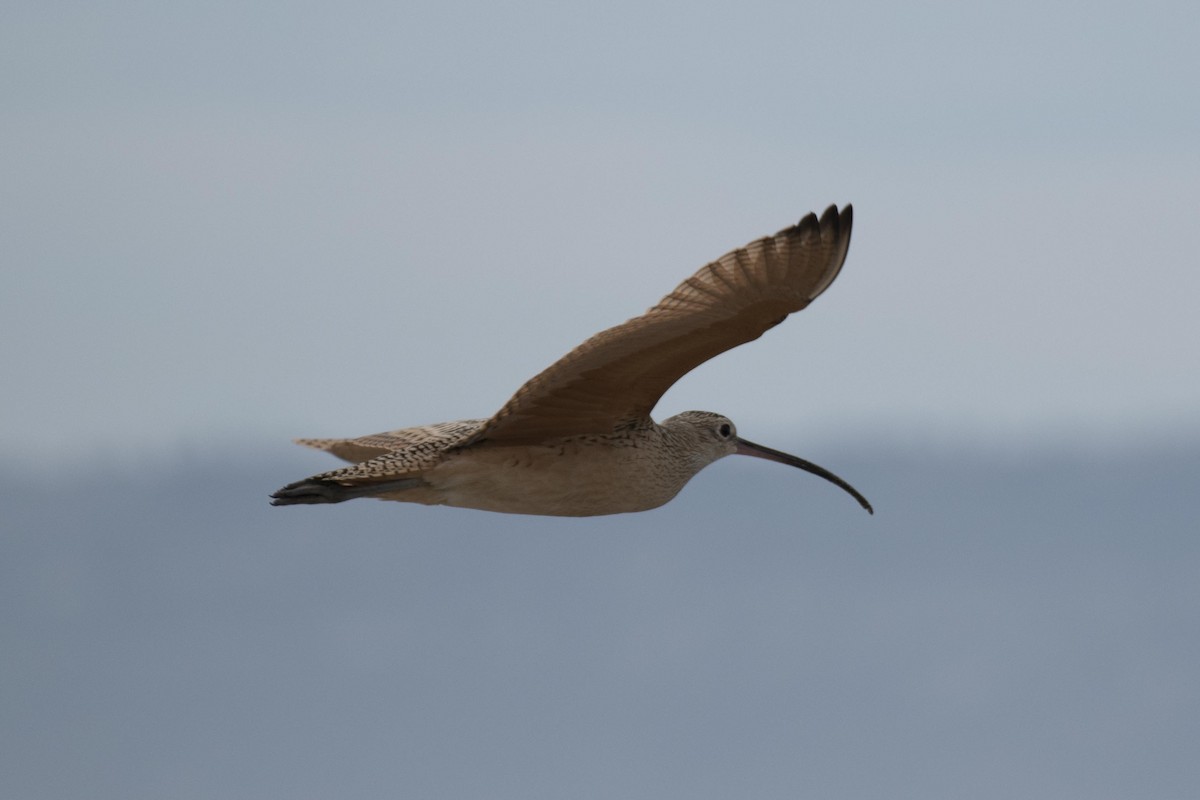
[735,438,873,514]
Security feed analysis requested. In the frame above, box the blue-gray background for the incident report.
[3,2,1198,798]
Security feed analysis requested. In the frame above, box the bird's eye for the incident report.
[718,423,732,438]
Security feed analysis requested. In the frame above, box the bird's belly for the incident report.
[423,443,691,517]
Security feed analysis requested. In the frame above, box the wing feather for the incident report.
[468,205,854,446]
[293,420,486,469]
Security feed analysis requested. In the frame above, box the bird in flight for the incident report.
[272,205,872,516]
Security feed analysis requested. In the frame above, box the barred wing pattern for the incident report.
[294,419,486,476]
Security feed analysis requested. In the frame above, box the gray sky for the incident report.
[4,6,1199,796]
[3,0,1198,463]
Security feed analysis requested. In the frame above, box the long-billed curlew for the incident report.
[271,205,872,516]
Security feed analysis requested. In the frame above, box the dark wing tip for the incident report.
[804,203,854,300]
[821,203,852,246]
[797,203,849,229]
[816,203,852,243]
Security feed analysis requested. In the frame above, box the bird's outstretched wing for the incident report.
[469,204,853,446]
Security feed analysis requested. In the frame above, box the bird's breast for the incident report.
[423,437,700,517]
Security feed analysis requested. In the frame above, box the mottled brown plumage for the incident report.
[272,205,872,516]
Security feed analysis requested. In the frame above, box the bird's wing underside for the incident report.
[468,204,853,447]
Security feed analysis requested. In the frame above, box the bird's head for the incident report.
[661,410,873,514]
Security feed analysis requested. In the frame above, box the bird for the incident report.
[271,204,872,517]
